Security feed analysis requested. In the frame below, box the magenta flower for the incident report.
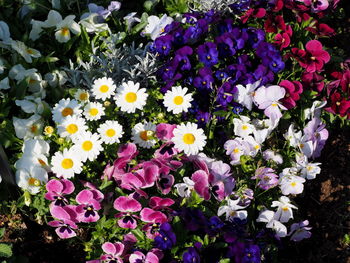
[251,167,279,190]
[301,0,329,12]
[75,189,103,223]
[280,80,303,109]
[48,205,78,239]
[45,179,74,206]
[149,196,175,210]
[117,142,138,159]
[100,242,124,263]
[114,196,142,229]
[156,123,176,141]
[155,168,175,195]
[292,40,330,73]
[140,208,168,239]
[274,32,291,50]
[129,251,159,263]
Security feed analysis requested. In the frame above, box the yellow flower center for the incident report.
[89,108,98,116]
[28,177,40,186]
[82,141,93,151]
[61,27,70,36]
[99,85,109,93]
[183,133,195,144]
[28,78,36,84]
[125,92,137,103]
[254,145,260,150]
[307,166,313,171]
[271,103,278,107]
[26,49,34,54]
[242,125,248,130]
[106,129,116,137]
[290,182,296,187]
[230,211,237,217]
[61,107,73,117]
[282,207,289,212]
[140,130,150,141]
[233,148,240,154]
[173,96,184,105]
[61,158,73,169]
[79,92,88,101]
[66,124,78,134]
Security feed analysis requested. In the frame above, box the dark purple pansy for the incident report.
[197,42,219,67]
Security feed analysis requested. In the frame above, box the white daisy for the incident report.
[57,115,87,140]
[84,101,105,121]
[91,77,116,101]
[74,89,90,102]
[16,166,48,194]
[115,81,148,113]
[172,123,207,156]
[131,122,157,148]
[163,86,193,114]
[51,148,83,179]
[97,120,124,144]
[72,131,103,162]
[52,98,82,123]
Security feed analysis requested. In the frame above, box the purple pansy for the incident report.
[48,205,78,239]
[197,42,219,67]
[45,179,74,207]
[114,196,142,229]
[75,189,103,223]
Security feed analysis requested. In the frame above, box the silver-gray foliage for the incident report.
[189,0,238,12]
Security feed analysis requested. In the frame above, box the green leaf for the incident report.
[219,259,231,263]
[131,229,145,241]
[0,228,5,239]
[0,243,12,258]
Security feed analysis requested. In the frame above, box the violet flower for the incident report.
[154,222,176,250]
[197,42,219,67]
[251,167,279,190]
[45,179,74,206]
[288,220,312,241]
[75,189,103,223]
[113,196,142,229]
[48,205,78,239]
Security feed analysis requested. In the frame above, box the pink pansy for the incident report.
[45,179,75,207]
[100,242,124,263]
[274,32,291,50]
[156,123,176,141]
[75,189,103,223]
[208,161,235,200]
[301,0,329,12]
[48,205,78,239]
[129,251,159,263]
[280,80,303,109]
[155,168,174,195]
[114,196,142,229]
[254,85,287,123]
[80,180,105,202]
[149,197,174,210]
[154,142,180,159]
[140,208,168,239]
[192,170,211,200]
[301,72,325,92]
[117,143,138,159]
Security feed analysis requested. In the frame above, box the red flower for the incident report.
[301,72,325,92]
[274,32,291,50]
[264,15,286,33]
[272,0,284,12]
[241,8,266,24]
[326,92,350,117]
[306,23,335,37]
[292,40,330,73]
[280,80,303,109]
[340,70,350,93]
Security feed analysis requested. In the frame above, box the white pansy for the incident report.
[256,210,287,238]
[29,20,45,41]
[233,116,255,138]
[234,80,261,110]
[271,196,298,223]
[262,149,283,164]
[0,21,11,44]
[143,14,173,40]
[304,100,327,120]
[26,72,44,93]
[218,198,248,222]
[44,70,68,87]
[124,12,141,31]
[79,14,109,33]
[10,40,41,63]
[174,177,195,198]
[13,114,43,139]
[15,96,46,114]
[54,15,81,43]
[279,169,306,195]
[295,153,321,180]
[0,77,10,90]
[0,58,5,74]
[16,166,48,194]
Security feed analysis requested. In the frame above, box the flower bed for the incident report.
[0,0,349,262]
